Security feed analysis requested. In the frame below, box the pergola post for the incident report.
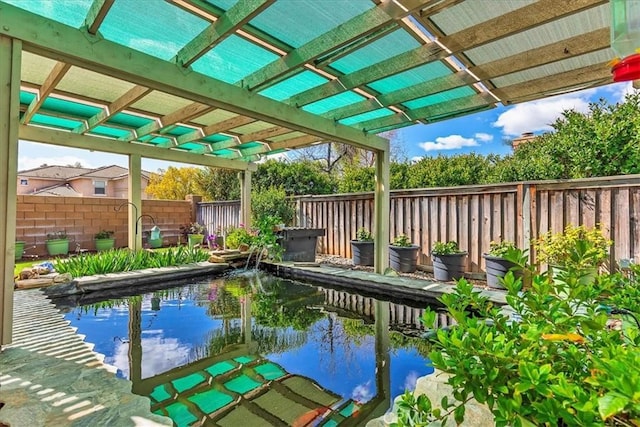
[374,148,390,274]
[128,154,142,250]
[0,36,21,346]
[239,171,252,228]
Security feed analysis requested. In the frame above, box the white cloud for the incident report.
[418,134,479,152]
[410,156,424,163]
[18,155,95,171]
[605,81,638,103]
[475,132,493,142]
[403,370,420,391]
[493,93,590,136]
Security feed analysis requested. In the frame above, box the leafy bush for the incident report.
[225,226,255,249]
[356,227,373,242]
[488,240,517,257]
[393,254,640,426]
[251,186,295,226]
[534,224,612,269]
[431,241,462,255]
[391,234,412,247]
[54,246,209,277]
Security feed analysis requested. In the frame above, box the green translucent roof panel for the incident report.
[149,136,171,145]
[202,134,231,143]
[402,86,477,110]
[30,114,82,130]
[237,142,262,149]
[107,113,154,128]
[246,0,374,48]
[339,108,394,126]
[89,126,131,138]
[212,148,237,156]
[19,91,36,105]
[303,91,366,115]
[192,35,279,84]
[41,97,102,118]
[177,142,203,151]
[100,0,208,60]
[165,126,195,137]
[259,71,328,101]
[330,29,420,74]
[3,0,93,28]
[265,148,287,156]
[368,61,453,94]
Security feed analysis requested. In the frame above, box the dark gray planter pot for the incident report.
[351,240,374,266]
[431,252,467,281]
[277,228,325,262]
[483,254,518,289]
[389,245,419,273]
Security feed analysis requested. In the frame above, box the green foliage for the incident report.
[179,222,205,238]
[408,153,495,188]
[431,241,462,255]
[356,227,373,242]
[488,240,518,257]
[224,226,255,249]
[195,167,240,201]
[534,224,612,269]
[251,186,295,226]
[338,162,414,193]
[146,166,202,200]
[53,246,209,277]
[254,159,336,195]
[395,245,640,426]
[94,230,114,239]
[252,214,283,261]
[46,230,68,240]
[391,234,413,247]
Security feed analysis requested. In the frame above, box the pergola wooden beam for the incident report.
[83,0,115,35]
[20,124,257,171]
[174,0,275,68]
[288,43,445,107]
[124,102,213,141]
[242,0,431,91]
[21,61,71,125]
[0,4,388,152]
[74,85,152,133]
[237,125,291,143]
[176,115,256,145]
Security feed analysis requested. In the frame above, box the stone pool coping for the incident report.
[43,261,230,297]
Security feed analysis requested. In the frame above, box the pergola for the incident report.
[0,0,619,345]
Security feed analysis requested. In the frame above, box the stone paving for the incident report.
[0,289,172,427]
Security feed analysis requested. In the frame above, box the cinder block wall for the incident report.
[15,195,193,257]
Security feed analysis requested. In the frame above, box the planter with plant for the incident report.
[14,240,25,260]
[389,234,420,273]
[94,230,115,252]
[181,222,206,247]
[534,224,612,284]
[351,227,374,267]
[45,230,69,256]
[483,240,526,289]
[225,226,255,251]
[431,241,467,281]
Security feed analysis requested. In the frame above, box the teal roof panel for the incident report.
[107,113,154,129]
[30,114,83,130]
[246,0,374,48]
[192,35,279,84]
[202,134,231,143]
[339,108,394,126]
[402,87,477,110]
[100,0,208,60]
[259,71,328,101]
[89,126,131,138]
[41,97,102,118]
[165,126,196,137]
[237,142,262,149]
[367,61,453,94]
[19,91,36,105]
[176,142,203,151]
[3,0,93,28]
[303,91,366,115]
[329,29,420,74]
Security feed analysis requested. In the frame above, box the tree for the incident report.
[254,159,336,195]
[195,167,240,201]
[407,153,494,188]
[145,166,202,200]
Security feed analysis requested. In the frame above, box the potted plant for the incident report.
[534,224,612,283]
[14,240,25,260]
[483,240,524,289]
[351,227,374,267]
[225,226,255,251]
[431,241,467,281]
[45,230,69,256]
[389,234,420,273]
[94,229,115,252]
[181,222,205,247]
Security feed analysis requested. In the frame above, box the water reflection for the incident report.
[57,273,448,426]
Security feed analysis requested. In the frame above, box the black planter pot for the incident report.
[483,254,518,289]
[389,245,420,273]
[351,240,374,266]
[431,252,467,281]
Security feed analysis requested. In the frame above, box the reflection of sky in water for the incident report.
[61,279,433,403]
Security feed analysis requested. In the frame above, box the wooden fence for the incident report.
[197,175,640,273]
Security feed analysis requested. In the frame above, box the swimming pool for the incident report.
[53,272,444,426]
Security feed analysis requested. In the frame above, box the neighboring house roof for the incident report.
[18,164,151,180]
[31,183,83,197]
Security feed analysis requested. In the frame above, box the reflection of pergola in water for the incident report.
[125,292,392,426]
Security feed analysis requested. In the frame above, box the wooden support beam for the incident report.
[242,0,430,91]
[84,0,115,35]
[21,61,71,124]
[269,134,323,151]
[74,85,152,133]
[240,170,252,228]
[19,125,257,171]
[124,102,213,141]
[288,43,445,107]
[176,115,256,145]
[175,0,274,68]
[0,36,20,346]
[0,3,388,151]
[374,148,390,274]
[128,154,142,250]
[237,125,291,143]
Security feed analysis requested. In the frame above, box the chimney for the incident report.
[512,132,536,149]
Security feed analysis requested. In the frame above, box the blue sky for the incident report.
[18,81,637,173]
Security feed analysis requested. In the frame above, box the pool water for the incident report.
[54,272,442,426]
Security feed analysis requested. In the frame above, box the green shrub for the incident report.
[225,226,255,249]
[535,224,612,269]
[356,227,373,242]
[391,234,412,247]
[431,241,462,255]
[251,186,295,226]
